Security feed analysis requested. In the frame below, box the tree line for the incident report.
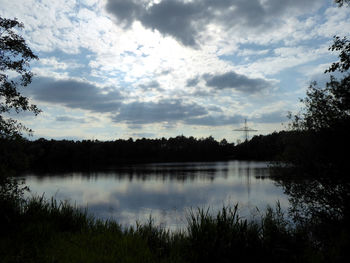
[1,136,236,172]
[1,130,321,173]
[1,0,349,176]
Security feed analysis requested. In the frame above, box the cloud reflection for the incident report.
[24,161,288,229]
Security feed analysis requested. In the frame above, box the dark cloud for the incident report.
[105,0,143,26]
[186,76,200,87]
[26,77,240,127]
[106,0,321,46]
[56,116,87,123]
[207,105,223,113]
[28,77,123,113]
[185,114,244,126]
[26,77,284,127]
[112,99,207,124]
[106,0,200,46]
[140,0,199,46]
[159,69,172,75]
[204,71,272,93]
[252,111,288,123]
[139,80,164,91]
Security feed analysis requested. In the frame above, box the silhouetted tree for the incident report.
[272,4,350,246]
[0,17,40,139]
[290,37,349,131]
[290,1,350,132]
[290,37,350,133]
[1,17,40,216]
[286,2,350,172]
[15,136,234,172]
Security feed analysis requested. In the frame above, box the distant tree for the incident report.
[0,17,40,139]
[219,139,228,146]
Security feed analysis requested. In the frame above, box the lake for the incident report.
[22,160,289,230]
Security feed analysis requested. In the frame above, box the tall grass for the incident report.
[0,195,348,263]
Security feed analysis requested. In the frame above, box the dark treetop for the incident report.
[0,17,40,139]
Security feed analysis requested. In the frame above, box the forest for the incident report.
[1,125,348,175]
[0,132,297,172]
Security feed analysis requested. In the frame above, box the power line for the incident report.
[233,119,258,141]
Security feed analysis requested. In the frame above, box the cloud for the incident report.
[112,99,207,125]
[204,71,273,93]
[207,105,223,113]
[105,0,143,27]
[27,77,124,113]
[237,49,270,57]
[186,76,200,87]
[106,0,200,46]
[185,114,244,126]
[27,77,246,127]
[138,80,164,91]
[39,57,82,70]
[252,111,288,123]
[106,0,322,47]
[131,132,156,138]
[56,116,87,123]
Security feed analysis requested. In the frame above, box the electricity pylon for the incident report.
[234,119,258,141]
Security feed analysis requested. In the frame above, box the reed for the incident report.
[0,194,348,263]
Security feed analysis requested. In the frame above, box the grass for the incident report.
[0,194,349,263]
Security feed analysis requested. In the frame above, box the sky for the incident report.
[1,0,349,142]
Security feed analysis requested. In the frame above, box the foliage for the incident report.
[290,1,350,132]
[271,168,350,262]
[0,135,234,172]
[286,18,350,171]
[0,16,40,138]
[0,17,40,237]
[290,81,349,132]
[232,131,297,161]
[3,195,349,263]
[290,36,350,132]
[326,36,350,73]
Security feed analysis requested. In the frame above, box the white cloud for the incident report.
[39,57,82,70]
[1,0,348,140]
[238,44,330,76]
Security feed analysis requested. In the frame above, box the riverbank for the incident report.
[1,193,349,263]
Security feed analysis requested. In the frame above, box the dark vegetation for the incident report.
[1,193,348,263]
[1,136,235,173]
[0,17,41,138]
[1,1,350,261]
[0,130,310,173]
[0,126,347,174]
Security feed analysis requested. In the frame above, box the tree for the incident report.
[290,36,350,132]
[0,17,40,139]
[0,17,40,206]
[287,37,350,171]
[290,1,350,131]
[286,2,350,172]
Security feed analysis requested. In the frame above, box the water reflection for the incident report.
[23,161,288,229]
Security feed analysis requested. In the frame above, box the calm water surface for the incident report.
[23,161,289,229]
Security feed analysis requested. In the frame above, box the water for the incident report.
[22,161,289,230]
